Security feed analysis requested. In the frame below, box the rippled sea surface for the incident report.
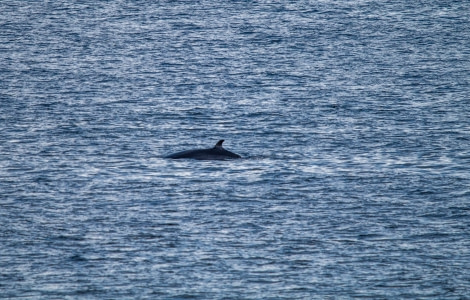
[1,1,470,298]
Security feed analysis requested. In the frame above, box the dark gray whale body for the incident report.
[165,140,241,160]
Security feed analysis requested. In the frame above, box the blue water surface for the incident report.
[1,1,470,298]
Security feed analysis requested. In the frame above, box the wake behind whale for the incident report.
[165,140,241,160]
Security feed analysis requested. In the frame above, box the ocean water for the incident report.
[1,0,470,298]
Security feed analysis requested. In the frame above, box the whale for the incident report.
[165,140,241,160]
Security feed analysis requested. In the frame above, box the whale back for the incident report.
[165,140,241,160]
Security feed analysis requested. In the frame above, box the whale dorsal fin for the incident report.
[215,140,224,148]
